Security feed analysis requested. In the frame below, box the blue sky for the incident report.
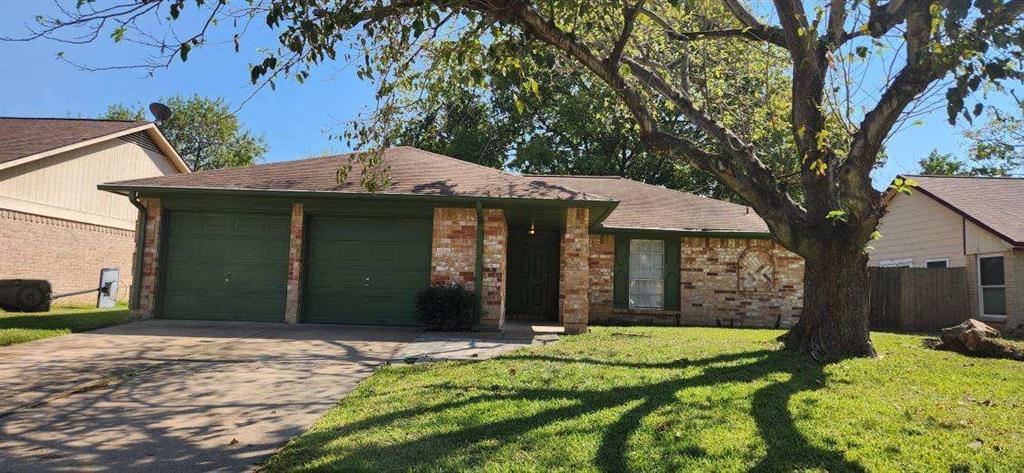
[0,1,1015,190]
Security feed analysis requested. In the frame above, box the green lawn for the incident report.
[265,327,1024,472]
[0,306,130,347]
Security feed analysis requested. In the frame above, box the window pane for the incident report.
[926,260,947,268]
[979,257,1005,286]
[629,240,664,309]
[982,287,1007,316]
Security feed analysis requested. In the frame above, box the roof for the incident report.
[528,175,769,234]
[902,175,1024,246]
[103,147,611,202]
[0,117,189,173]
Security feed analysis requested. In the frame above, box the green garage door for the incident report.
[303,216,431,325]
[161,211,290,322]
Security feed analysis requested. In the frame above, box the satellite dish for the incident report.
[149,102,173,122]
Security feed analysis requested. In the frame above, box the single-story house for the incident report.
[869,175,1023,330]
[100,147,803,332]
[0,117,189,304]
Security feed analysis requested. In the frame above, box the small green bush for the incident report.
[415,284,479,331]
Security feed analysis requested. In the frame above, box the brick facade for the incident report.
[131,197,163,320]
[588,234,615,322]
[559,207,590,334]
[284,203,304,324]
[480,209,508,330]
[679,237,803,328]
[0,208,136,306]
[430,207,478,289]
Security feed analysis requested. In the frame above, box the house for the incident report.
[869,175,1023,330]
[0,117,189,304]
[99,147,803,332]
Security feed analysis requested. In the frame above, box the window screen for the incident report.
[629,239,664,309]
[979,256,1006,316]
[926,260,948,268]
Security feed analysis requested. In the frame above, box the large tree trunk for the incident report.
[783,244,877,360]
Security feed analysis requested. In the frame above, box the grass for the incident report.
[0,305,129,347]
[264,327,1024,472]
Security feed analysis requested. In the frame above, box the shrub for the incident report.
[415,284,479,331]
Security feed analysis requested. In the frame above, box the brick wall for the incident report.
[588,234,615,322]
[480,209,508,329]
[679,237,803,328]
[0,208,136,306]
[131,197,163,319]
[559,207,590,333]
[430,207,477,289]
[284,203,304,324]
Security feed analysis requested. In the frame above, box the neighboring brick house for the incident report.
[101,147,803,332]
[0,118,189,305]
[869,175,1024,332]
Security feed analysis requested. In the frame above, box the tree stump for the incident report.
[929,319,1024,362]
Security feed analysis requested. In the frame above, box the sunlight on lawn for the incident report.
[0,306,129,347]
[264,327,1024,472]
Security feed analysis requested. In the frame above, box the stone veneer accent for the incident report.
[679,237,803,328]
[588,234,615,322]
[0,208,136,306]
[284,203,304,324]
[130,197,163,320]
[430,207,478,288]
[480,209,508,330]
[559,207,590,333]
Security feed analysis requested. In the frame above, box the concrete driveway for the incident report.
[0,320,419,472]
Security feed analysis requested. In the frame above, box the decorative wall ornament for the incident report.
[738,247,775,292]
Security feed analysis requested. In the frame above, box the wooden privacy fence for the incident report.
[868,267,971,332]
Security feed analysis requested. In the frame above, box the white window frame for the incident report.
[628,239,665,309]
[879,258,913,268]
[977,253,1007,322]
[924,257,950,269]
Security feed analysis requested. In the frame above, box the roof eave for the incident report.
[896,178,1023,247]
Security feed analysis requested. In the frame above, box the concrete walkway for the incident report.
[394,321,563,362]
[0,320,418,472]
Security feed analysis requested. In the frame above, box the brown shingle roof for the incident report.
[0,117,149,164]
[104,147,611,202]
[905,175,1024,245]
[529,175,769,234]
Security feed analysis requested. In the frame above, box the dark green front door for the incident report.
[302,216,431,325]
[161,211,290,321]
[507,230,559,320]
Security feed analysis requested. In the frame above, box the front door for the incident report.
[507,230,559,321]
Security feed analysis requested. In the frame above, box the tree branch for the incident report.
[607,0,644,68]
[721,0,787,47]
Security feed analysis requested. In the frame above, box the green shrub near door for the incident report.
[415,285,479,331]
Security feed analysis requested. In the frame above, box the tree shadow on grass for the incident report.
[279,348,864,472]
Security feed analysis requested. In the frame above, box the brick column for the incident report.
[130,197,163,320]
[588,234,614,322]
[430,207,477,288]
[285,203,304,324]
[480,209,508,330]
[560,207,590,334]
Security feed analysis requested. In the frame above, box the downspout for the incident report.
[475,201,484,317]
[128,192,146,310]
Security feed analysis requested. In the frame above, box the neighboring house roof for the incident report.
[531,175,768,234]
[0,117,189,173]
[901,174,1024,246]
[104,146,612,202]
[103,146,771,235]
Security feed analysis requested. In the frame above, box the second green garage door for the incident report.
[303,216,432,325]
[161,210,290,321]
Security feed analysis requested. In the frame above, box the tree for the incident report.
[24,1,1024,359]
[102,95,267,172]
[964,97,1024,175]
[918,149,1010,176]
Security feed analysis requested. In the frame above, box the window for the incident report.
[925,258,949,269]
[879,258,913,268]
[978,255,1007,318]
[629,239,664,309]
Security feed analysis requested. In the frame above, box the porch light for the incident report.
[528,221,536,236]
